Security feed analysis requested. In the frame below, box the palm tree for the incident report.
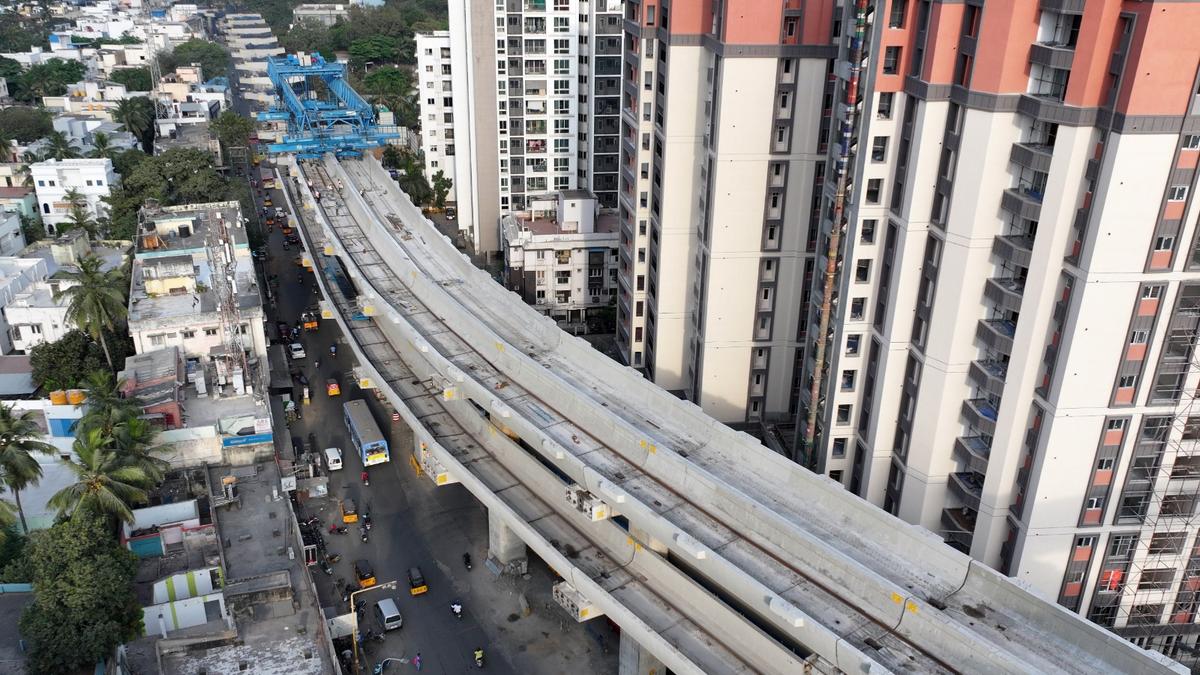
[0,404,56,533]
[48,429,149,524]
[111,417,169,485]
[18,149,44,187]
[53,255,128,369]
[88,131,115,159]
[113,97,153,153]
[62,204,99,239]
[77,371,139,437]
[44,130,81,161]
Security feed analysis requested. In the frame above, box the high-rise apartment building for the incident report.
[440,0,623,255]
[796,0,1200,664]
[615,3,835,423]
[416,31,458,204]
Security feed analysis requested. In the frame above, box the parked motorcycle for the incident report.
[463,553,472,571]
[329,525,348,535]
[319,559,333,575]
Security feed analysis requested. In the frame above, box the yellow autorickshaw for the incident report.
[340,498,358,523]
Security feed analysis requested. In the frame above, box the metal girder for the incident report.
[263,53,399,157]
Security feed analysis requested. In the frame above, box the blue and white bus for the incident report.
[344,400,389,466]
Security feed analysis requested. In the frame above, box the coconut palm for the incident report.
[88,131,115,159]
[61,204,99,239]
[48,428,149,524]
[44,130,80,161]
[18,149,45,187]
[53,254,128,369]
[111,417,169,484]
[77,371,139,436]
[0,404,55,533]
[113,96,153,153]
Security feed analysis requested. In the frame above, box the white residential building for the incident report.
[6,232,128,353]
[292,4,350,27]
[42,80,141,121]
[445,0,622,255]
[0,257,48,354]
[502,190,618,326]
[128,202,268,368]
[0,211,26,257]
[30,158,117,231]
[52,114,138,154]
[415,31,455,203]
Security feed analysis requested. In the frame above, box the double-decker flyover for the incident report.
[277,152,1184,675]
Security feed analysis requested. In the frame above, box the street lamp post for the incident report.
[350,580,398,674]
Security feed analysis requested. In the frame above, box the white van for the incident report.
[323,447,343,471]
[375,598,403,631]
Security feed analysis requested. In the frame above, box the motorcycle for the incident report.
[451,603,462,620]
[330,344,338,358]
[360,527,368,544]
[463,553,472,571]
[474,650,484,668]
[363,512,372,531]
[361,471,369,486]
[301,515,321,528]
[329,525,347,535]
[319,559,333,575]
[325,553,341,564]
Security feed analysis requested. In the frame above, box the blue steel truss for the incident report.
[257,53,399,159]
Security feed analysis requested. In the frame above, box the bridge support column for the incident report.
[486,509,528,576]
[630,525,668,556]
[619,632,665,675]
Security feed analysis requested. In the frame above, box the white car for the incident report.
[289,343,307,359]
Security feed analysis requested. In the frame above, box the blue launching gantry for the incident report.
[257,53,399,159]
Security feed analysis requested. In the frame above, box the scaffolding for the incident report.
[1106,288,1200,663]
[201,207,253,398]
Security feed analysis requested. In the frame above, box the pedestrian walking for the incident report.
[412,653,421,671]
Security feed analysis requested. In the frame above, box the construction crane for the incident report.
[257,53,398,158]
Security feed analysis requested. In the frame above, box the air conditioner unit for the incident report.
[553,581,604,622]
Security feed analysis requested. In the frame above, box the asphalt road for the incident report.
[254,179,513,674]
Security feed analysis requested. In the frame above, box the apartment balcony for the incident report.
[984,277,1026,314]
[962,398,1000,437]
[976,318,1017,355]
[1001,187,1044,221]
[992,234,1035,268]
[941,506,977,549]
[953,436,992,474]
[948,472,985,512]
[1029,42,1076,70]
[968,359,1008,400]
[1009,142,1054,174]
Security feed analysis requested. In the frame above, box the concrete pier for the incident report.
[487,508,528,575]
[619,632,665,675]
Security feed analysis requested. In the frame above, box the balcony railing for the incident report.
[968,359,1008,400]
[993,234,1035,268]
[976,319,1017,355]
[962,398,1000,436]
[953,436,992,474]
[984,276,1027,313]
[941,507,977,549]
[949,472,985,512]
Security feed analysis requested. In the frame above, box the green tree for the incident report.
[48,429,149,524]
[88,131,116,159]
[349,34,399,70]
[29,331,110,391]
[0,56,21,82]
[18,213,45,244]
[106,66,151,92]
[15,58,85,103]
[210,109,254,151]
[18,511,143,674]
[43,131,80,161]
[17,149,43,187]
[0,405,55,533]
[60,204,98,239]
[0,106,53,143]
[389,148,432,205]
[161,39,229,79]
[111,147,147,177]
[279,19,334,58]
[113,96,155,154]
[431,170,452,209]
[53,255,128,369]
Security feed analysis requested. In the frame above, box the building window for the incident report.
[1118,375,1136,388]
[861,219,877,243]
[846,334,861,355]
[832,438,847,457]
[877,92,894,119]
[1155,235,1175,251]
[1184,134,1200,150]
[841,370,856,391]
[888,0,907,28]
[1168,185,1188,201]
[1131,330,1149,344]
[871,136,888,162]
[855,259,871,282]
[883,47,901,74]
[1143,285,1162,299]
[203,327,218,336]
[836,404,852,424]
[850,298,866,320]
[181,330,195,339]
[866,179,882,204]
